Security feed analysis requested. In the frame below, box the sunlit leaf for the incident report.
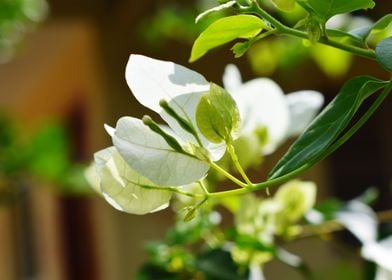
[196,83,241,143]
[269,76,386,179]
[190,15,267,62]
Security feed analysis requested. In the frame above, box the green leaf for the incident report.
[376,37,392,72]
[195,1,236,23]
[196,249,249,280]
[297,0,375,24]
[190,15,266,62]
[271,0,296,12]
[231,40,251,58]
[326,29,364,47]
[196,83,241,143]
[350,14,392,42]
[269,76,386,179]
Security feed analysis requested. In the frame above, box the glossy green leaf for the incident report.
[196,83,241,143]
[269,76,386,179]
[376,37,392,72]
[190,15,266,62]
[297,0,375,24]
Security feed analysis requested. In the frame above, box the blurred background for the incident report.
[0,0,391,279]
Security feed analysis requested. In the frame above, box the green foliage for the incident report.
[269,76,387,179]
[196,83,241,143]
[296,0,375,25]
[375,37,392,72]
[0,0,48,62]
[190,15,267,62]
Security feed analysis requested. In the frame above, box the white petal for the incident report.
[223,64,243,93]
[94,147,172,215]
[336,201,378,244]
[112,116,210,186]
[285,90,324,138]
[125,54,209,113]
[231,78,289,154]
[362,236,392,272]
[104,124,115,137]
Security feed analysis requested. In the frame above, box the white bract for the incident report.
[114,55,226,186]
[90,55,233,214]
[336,200,392,280]
[223,64,324,155]
[91,147,172,214]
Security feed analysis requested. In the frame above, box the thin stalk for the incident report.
[125,179,204,198]
[198,180,210,195]
[226,139,253,186]
[209,161,248,188]
[242,2,376,60]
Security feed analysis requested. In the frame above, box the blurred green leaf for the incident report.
[190,15,266,62]
[269,76,386,179]
[271,0,296,12]
[26,124,70,180]
[196,249,249,280]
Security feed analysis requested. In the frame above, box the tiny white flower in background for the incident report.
[223,64,324,155]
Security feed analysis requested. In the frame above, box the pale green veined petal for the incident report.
[112,116,210,186]
[230,78,290,154]
[94,147,172,214]
[161,92,226,161]
[222,64,243,93]
[125,54,209,114]
[285,90,324,138]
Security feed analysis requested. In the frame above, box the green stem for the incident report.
[198,180,210,195]
[242,2,376,60]
[227,138,253,186]
[132,181,204,198]
[209,80,392,199]
[209,161,248,188]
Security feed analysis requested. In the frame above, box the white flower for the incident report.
[109,55,228,188]
[223,64,324,155]
[336,200,392,280]
[90,55,229,214]
[362,236,392,280]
